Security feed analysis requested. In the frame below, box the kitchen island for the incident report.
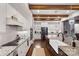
[58,46,79,56]
[47,34,79,56]
[49,39,68,54]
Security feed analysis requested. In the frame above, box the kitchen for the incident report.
[0,3,79,56]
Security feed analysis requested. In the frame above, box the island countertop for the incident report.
[59,46,79,56]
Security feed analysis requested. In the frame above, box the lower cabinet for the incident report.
[17,40,32,56]
[9,49,18,56]
[9,39,32,56]
[58,48,67,56]
[18,41,28,56]
[9,52,14,56]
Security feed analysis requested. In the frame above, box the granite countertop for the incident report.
[49,39,68,53]
[59,46,79,56]
[0,46,17,56]
[0,36,30,56]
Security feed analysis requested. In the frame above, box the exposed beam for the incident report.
[29,5,79,10]
[33,14,69,18]
[34,17,61,21]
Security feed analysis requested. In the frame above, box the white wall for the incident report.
[0,3,6,32]
[7,4,31,30]
[75,24,79,33]
[0,4,18,45]
[33,21,63,39]
[9,3,33,30]
[0,3,7,46]
[34,21,63,33]
[0,3,33,45]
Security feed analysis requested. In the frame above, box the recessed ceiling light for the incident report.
[37,10,40,13]
[66,10,70,13]
[54,18,60,21]
[47,16,50,18]
[55,10,58,13]
[57,16,60,18]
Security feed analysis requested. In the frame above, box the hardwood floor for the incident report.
[26,39,57,56]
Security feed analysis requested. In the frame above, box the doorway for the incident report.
[41,27,48,40]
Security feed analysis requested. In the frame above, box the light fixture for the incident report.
[66,10,70,14]
[55,10,58,14]
[55,16,60,21]
[57,16,60,19]
[37,10,40,13]
[47,16,50,20]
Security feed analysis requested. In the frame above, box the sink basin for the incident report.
[2,40,18,46]
[2,43,18,46]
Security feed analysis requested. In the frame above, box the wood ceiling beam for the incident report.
[34,17,61,21]
[33,14,69,18]
[29,5,79,10]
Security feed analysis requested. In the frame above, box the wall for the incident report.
[0,4,18,45]
[0,3,7,46]
[75,24,79,33]
[7,4,28,30]
[0,3,33,45]
[0,26,17,45]
[34,21,63,33]
[0,3,6,32]
[33,21,63,39]
[9,3,33,30]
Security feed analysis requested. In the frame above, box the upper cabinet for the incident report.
[6,4,24,27]
[6,16,23,27]
[6,3,33,30]
[9,3,33,30]
[0,3,33,31]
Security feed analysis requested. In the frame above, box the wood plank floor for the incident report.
[26,39,57,56]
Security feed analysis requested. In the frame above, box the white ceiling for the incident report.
[31,10,78,15]
[28,0,79,4]
[29,3,79,5]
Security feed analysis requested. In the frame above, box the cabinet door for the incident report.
[18,44,24,56]
[9,49,18,56]
[18,40,28,56]
[9,52,14,56]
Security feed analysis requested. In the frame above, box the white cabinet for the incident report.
[6,16,22,26]
[9,50,18,56]
[6,4,23,27]
[9,52,14,56]
[18,40,27,56]
[18,39,31,56]
[0,3,6,32]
